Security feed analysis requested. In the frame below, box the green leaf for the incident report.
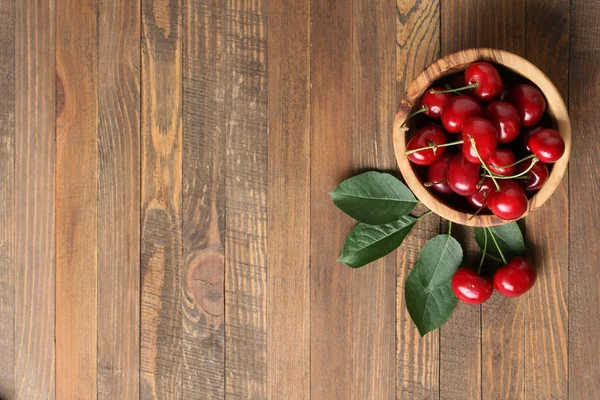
[404,234,463,336]
[339,215,417,268]
[330,171,417,225]
[474,223,526,261]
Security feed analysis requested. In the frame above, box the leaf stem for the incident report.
[489,153,536,170]
[401,106,428,128]
[468,135,501,191]
[417,210,433,220]
[404,140,464,156]
[430,82,479,94]
[486,227,507,264]
[448,221,452,236]
[478,228,487,275]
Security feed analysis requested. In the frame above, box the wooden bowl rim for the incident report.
[393,48,571,227]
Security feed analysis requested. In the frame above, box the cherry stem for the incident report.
[483,157,539,179]
[467,201,487,223]
[486,227,507,264]
[489,153,537,170]
[448,221,452,236]
[424,179,447,187]
[467,135,501,191]
[430,82,478,94]
[478,227,488,274]
[404,140,464,156]
[401,106,428,128]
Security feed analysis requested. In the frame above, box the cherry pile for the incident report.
[404,61,566,221]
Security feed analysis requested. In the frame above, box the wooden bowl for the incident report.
[393,48,571,227]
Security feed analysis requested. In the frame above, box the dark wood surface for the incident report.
[1,0,598,399]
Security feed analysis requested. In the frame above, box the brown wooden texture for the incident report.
[396,1,441,399]
[569,0,600,397]
[182,0,226,398]
[140,0,183,397]
[524,1,570,398]
[97,0,141,398]
[267,0,310,398]
[56,0,98,397]
[223,0,268,397]
[0,0,14,396]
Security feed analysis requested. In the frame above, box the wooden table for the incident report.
[1,0,598,398]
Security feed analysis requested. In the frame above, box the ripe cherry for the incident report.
[464,62,503,101]
[461,117,498,164]
[493,257,536,297]
[466,177,493,210]
[485,101,521,143]
[452,268,494,304]
[406,124,447,166]
[487,180,528,220]
[448,154,481,196]
[426,153,453,195]
[519,126,543,153]
[527,128,565,163]
[441,95,483,133]
[488,148,516,176]
[510,84,547,127]
[419,87,453,118]
[517,161,549,191]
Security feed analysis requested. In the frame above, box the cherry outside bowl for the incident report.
[393,48,571,227]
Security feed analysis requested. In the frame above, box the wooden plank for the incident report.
[396,1,441,399]
[97,0,141,398]
[569,0,600,397]
[182,0,226,398]
[352,0,396,398]
[267,0,310,398]
[523,1,569,398]
[440,2,526,399]
[224,0,268,396]
[309,0,354,397]
[0,0,14,395]
[55,0,98,397]
[140,0,183,397]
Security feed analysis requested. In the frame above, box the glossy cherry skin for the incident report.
[527,128,565,163]
[448,154,481,196]
[488,148,516,176]
[517,161,549,191]
[427,153,453,195]
[452,268,494,304]
[406,124,447,166]
[493,257,537,297]
[420,87,453,118]
[485,101,521,143]
[464,62,503,101]
[487,180,528,220]
[510,84,547,126]
[466,177,493,210]
[461,117,498,164]
[519,126,543,153]
[441,95,483,133]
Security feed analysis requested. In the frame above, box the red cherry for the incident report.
[527,128,565,163]
[441,95,483,133]
[419,87,453,118]
[493,257,536,297]
[466,177,493,210]
[487,148,516,176]
[452,268,494,304]
[519,126,543,153]
[487,180,528,220]
[426,153,453,195]
[510,84,547,127]
[464,61,503,101]
[485,101,521,143]
[448,154,481,196]
[461,117,498,164]
[406,124,447,166]
[517,161,549,191]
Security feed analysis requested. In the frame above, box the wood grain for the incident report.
[523,1,570,398]
[55,0,98,397]
[223,0,268,397]
[396,1,441,398]
[569,0,600,397]
[309,0,355,397]
[182,0,226,397]
[0,0,14,395]
[352,0,396,398]
[267,0,310,398]
[97,0,140,398]
[140,0,183,398]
